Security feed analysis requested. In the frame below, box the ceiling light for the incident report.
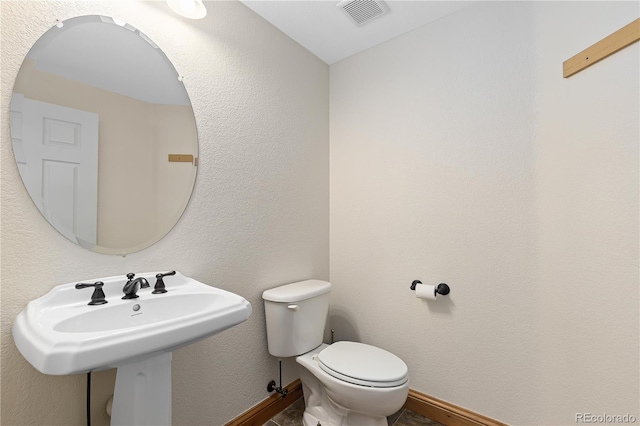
[166,0,207,19]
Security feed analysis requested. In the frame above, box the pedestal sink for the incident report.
[12,271,252,425]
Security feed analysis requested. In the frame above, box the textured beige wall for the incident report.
[330,2,638,425]
[1,1,328,425]
[3,1,638,426]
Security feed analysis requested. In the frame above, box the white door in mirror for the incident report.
[13,94,99,246]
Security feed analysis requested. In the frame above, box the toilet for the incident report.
[262,280,409,426]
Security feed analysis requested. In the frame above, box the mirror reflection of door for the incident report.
[11,94,99,248]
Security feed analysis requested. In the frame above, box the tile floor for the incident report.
[264,397,445,426]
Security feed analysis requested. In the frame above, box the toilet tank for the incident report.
[262,280,331,358]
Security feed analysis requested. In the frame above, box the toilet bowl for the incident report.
[262,280,409,426]
[297,343,409,426]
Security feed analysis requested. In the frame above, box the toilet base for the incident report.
[298,346,405,426]
[301,405,388,426]
[302,411,329,426]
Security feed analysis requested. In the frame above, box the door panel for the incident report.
[13,95,99,246]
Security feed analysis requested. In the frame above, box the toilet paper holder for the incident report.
[410,280,450,295]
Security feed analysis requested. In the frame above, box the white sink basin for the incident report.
[12,271,252,375]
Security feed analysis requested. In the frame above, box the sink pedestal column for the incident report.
[111,352,172,426]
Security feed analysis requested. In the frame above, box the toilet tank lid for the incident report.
[262,280,331,303]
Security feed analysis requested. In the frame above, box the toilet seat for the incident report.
[317,341,408,388]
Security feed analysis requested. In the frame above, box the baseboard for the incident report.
[403,389,508,426]
[225,382,506,426]
[225,379,303,426]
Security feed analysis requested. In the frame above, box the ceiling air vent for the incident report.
[337,0,389,27]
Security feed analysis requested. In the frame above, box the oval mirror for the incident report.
[10,15,198,255]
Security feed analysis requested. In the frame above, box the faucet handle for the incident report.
[152,271,175,294]
[126,272,135,281]
[75,281,107,305]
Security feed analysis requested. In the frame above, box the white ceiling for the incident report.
[240,0,473,64]
[27,15,190,105]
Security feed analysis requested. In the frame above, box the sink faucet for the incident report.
[122,273,149,300]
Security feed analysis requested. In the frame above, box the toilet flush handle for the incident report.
[287,304,299,311]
